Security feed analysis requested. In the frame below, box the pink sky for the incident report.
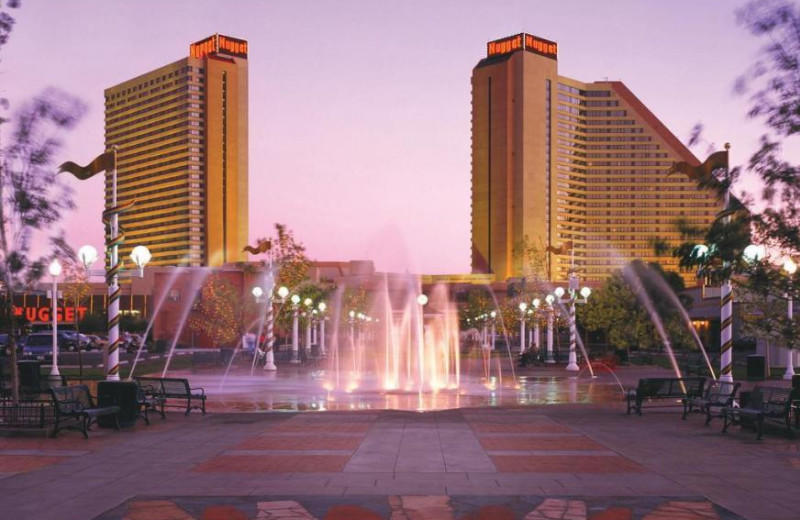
[0,0,784,274]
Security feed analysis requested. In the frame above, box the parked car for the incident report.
[22,332,65,358]
[85,334,106,351]
[59,330,92,351]
[122,332,144,353]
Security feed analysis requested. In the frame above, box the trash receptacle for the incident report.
[17,360,42,392]
[747,355,766,381]
[97,381,138,428]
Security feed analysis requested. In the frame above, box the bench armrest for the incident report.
[190,386,205,396]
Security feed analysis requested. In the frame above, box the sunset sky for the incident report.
[0,0,783,274]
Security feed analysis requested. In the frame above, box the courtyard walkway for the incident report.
[0,373,798,519]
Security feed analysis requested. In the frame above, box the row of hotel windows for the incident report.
[557,84,611,98]
[113,167,203,201]
[118,205,205,223]
[108,103,197,134]
[585,193,712,200]
[107,91,202,126]
[110,169,201,195]
[118,153,202,178]
[114,76,196,105]
[115,184,205,207]
[109,77,178,108]
[106,66,204,101]
[117,139,203,170]
[109,122,199,150]
[557,123,645,135]
[589,161,674,167]
[558,140,659,151]
[586,206,714,215]
[107,85,204,120]
[557,95,620,107]
[121,217,202,232]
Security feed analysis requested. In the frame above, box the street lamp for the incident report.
[318,301,327,356]
[251,276,281,371]
[783,258,797,380]
[130,245,152,276]
[545,294,555,364]
[489,310,497,351]
[48,259,62,383]
[79,242,151,381]
[552,276,591,372]
[518,302,528,354]
[304,297,313,360]
[417,294,428,395]
[290,294,301,363]
[532,298,541,352]
[698,241,766,383]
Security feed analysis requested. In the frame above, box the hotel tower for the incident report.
[471,33,721,283]
[104,34,249,267]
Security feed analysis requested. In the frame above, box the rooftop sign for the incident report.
[190,34,248,59]
[487,33,557,60]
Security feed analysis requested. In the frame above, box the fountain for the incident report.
[137,272,622,411]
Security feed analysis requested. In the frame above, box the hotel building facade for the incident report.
[470,33,721,284]
[104,34,249,268]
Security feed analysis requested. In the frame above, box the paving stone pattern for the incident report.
[1,402,799,519]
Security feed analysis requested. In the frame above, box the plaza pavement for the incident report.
[0,366,798,519]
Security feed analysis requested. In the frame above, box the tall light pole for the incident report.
[79,242,150,381]
[518,302,528,354]
[48,260,62,383]
[318,302,327,356]
[489,310,496,351]
[304,297,313,360]
[532,298,541,352]
[290,294,301,363]
[417,294,428,397]
[783,258,797,380]
[553,278,591,372]
[545,294,555,364]
[251,280,283,371]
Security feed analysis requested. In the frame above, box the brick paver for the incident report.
[491,454,646,473]
[194,454,351,473]
[479,435,606,451]
[235,435,363,451]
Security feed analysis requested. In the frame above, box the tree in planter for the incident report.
[580,261,695,359]
[189,275,259,350]
[60,260,90,335]
[458,287,493,330]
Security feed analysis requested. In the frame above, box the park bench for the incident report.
[135,381,166,424]
[682,379,740,425]
[684,352,718,377]
[48,384,120,438]
[626,377,706,416]
[721,385,795,440]
[135,376,206,416]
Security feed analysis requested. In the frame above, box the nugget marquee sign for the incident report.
[13,305,88,323]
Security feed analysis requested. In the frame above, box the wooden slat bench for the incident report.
[721,385,795,440]
[626,377,706,416]
[48,385,120,438]
[135,377,206,416]
[682,380,740,425]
